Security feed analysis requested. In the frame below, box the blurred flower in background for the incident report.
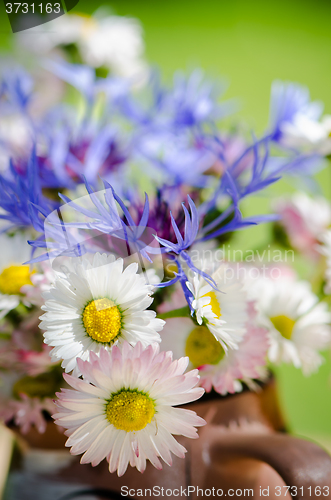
[16,8,148,83]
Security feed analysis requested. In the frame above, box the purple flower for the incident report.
[37,120,127,189]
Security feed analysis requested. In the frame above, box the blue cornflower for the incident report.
[131,188,187,245]
[43,60,98,104]
[36,179,152,262]
[137,130,216,189]
[153,195,199,254]
[44,126,126,189]
[0,148,58,233]
[27,208,87,264]
[0,67,34,113]
[44,59,137,118]
[268,80,323,142]
[23,105,128,190]
[166,69,232,128]
[197,127,325,244]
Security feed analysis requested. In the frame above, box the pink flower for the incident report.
[0,394,56,434]
[160,303,269,396]
[199,303,269,395]
[21,261,55,307]
[157,286,187,313]
[274,193,331,259]
[0,314,56,375]
[17,345,55,376]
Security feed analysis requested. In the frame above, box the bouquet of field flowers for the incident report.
[0,9,331,479]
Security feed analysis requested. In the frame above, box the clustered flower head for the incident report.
[0,7,330,477]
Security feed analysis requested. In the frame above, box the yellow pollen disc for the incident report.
[74,13,98,37]
[203,291,221,319]
[185,325,225,367]
[0,265,33,295]
[165,262,178,278]
[106,390,155,432]
[82,298,121,343]
[270,315,296,340]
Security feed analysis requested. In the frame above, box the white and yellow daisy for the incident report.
[40,253,164,374]
[249,277,331,374]
[0,233,34,319]
[53,342,205,476]
[187,263,249,351]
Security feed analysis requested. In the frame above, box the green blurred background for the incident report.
[0,0,331,442]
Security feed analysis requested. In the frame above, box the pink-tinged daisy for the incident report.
[274,193,331,259]
[53,342,205,477]
[40,253,165,374]
[160,303,268,396]
[198,304,269,394]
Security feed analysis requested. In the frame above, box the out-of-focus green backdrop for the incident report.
[0,0,330,441]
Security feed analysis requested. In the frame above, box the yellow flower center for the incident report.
[106,390,155,432]
[203,291,221,319]
[0,265,33,295]
[82,298,122,343]
[73,13,98,37]
[185,325,225,367]
[165,262,178,278]
[270,315,296,340]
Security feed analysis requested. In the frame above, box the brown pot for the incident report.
[8,379,331,500]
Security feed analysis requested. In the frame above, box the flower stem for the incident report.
[158,306,191,320]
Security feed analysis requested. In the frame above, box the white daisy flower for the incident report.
[249,277,331,375]
[281,113,331,155]
[17,10,148,83]
[187,263,249,350]
[40,253,165,374]
[53,342,205,476]
[0,233,34,318]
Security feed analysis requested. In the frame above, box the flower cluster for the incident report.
[0,7,330,477]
